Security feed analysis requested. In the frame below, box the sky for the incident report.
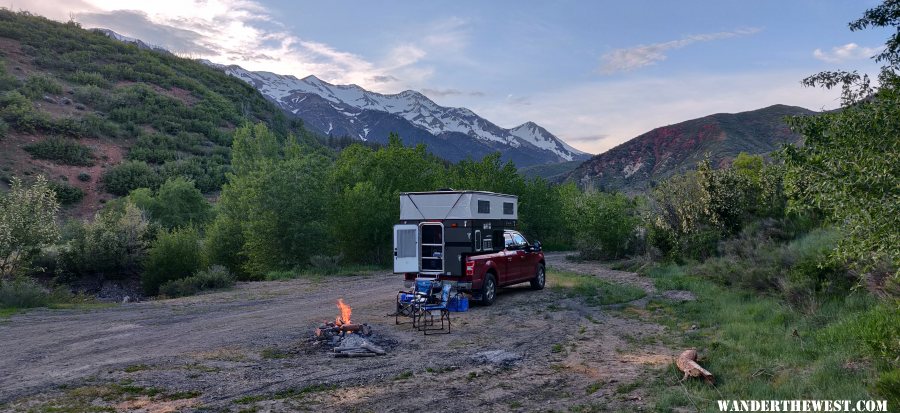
[16,0,892,154]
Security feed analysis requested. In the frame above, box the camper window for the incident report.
[503,202,514,215]
[477,200,490,213]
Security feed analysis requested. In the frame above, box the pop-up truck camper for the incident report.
[393,190,545,305]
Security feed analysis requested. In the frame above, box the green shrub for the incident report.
[102,161,160,196]
[127,177,211,229]
[20,74,62,99]
[0,119,8,139]
[158,265,235,298]
[23,137,94,166]
[0,276,49,308]
[142,226,202,295]
[72,85,106,106]
[61,202,149,278]
[67,70,109,88]
[77,172,90,182]
[0,90,53,133]
[49,181,84,205]
[0,63,21,92]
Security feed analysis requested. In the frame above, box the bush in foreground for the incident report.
[159,265,235,298]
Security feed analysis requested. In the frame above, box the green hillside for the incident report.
[567,104,816,192]
[0,10,306,215]
[518,160,581,182]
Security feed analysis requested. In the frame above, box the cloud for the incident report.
[599,28,761,75]
[421,88,485,97]
[17,0,448,92]
[566,134,608,143]
[813,43,880,63]
[370,75,400,83]
[76,10,217,54]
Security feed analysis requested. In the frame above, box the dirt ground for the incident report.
[0,253,684,412]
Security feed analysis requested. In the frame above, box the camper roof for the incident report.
[399,191,518,220]
[400,190,517,198]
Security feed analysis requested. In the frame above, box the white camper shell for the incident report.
[399,191,518,221]
[394,191,518,276]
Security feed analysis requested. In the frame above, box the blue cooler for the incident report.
[448,295,469,312]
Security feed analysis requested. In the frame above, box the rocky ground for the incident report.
[0,253,690,412]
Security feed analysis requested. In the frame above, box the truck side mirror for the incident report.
[532,241,542,251]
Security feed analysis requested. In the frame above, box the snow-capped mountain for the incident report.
[96,28,588,166]
[213,65,590,166]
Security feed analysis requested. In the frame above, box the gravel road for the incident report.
[0,253,676,412]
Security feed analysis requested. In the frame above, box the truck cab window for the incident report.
[512,233,527,247]
[504,233,514,249]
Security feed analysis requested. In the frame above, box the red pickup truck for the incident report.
[463,230,545,305]
[394,191,545,305]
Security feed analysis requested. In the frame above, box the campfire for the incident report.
[314,299,385,357]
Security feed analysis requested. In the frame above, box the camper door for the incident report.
[393,224,419,273]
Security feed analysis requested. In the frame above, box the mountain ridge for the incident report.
[566,104,817,191]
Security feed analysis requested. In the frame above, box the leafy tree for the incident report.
[142,226,203,295]
[785,0,900,277]
[0,176,60,277]
[214,123,330,277]
[327,134,447,264]
[127,177,211,229]
[562,189,640,259]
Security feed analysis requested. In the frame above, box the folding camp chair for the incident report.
[396,278,436,325]
[414,283,452,335]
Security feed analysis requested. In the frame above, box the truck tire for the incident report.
[481,273,497,306]
[530,263,546,290]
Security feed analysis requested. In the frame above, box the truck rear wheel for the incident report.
[530,264,546,290]
[481,273,497,306]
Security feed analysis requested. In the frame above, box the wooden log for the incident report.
[676,349,714,384]
[362,343,386,355]
[333,352,377,358]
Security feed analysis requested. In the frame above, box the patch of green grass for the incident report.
[233,385,333,406]
[549,269,646,305]
[642,264,893,412]
[234,395,266,404]
[393,371,414,380]
[508,400,523,409]
[551,343,565,354]
[585,381,604,395]
[123,364,150,373]
[259,347,289,359]
[21,381,196,412]
[0,307,21,318]
[615,381,639,394]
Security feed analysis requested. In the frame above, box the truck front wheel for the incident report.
[530,264,546,290]
[481,273,497,306]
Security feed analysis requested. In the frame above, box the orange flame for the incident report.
[335,298,352,326]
